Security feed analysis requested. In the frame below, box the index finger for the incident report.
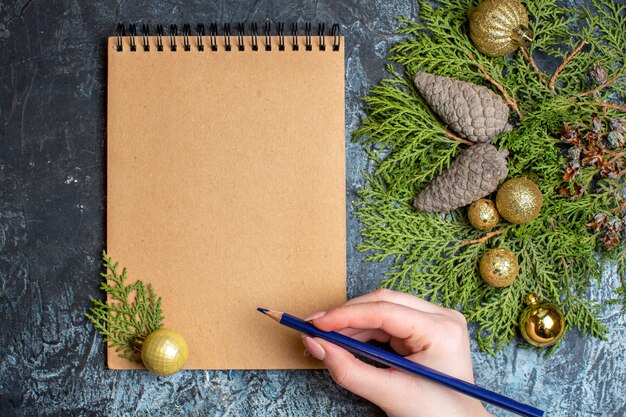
[312,301,439,346]
[345,288,453,316]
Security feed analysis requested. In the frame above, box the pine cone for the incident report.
[413,72,513,143]
[413,143,509,213]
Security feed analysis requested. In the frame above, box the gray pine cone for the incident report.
[414,72,513,143]
[413,143,509,213]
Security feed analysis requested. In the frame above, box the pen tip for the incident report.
[257,307,269,314]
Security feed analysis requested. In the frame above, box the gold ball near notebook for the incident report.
[139,329,188,375]
[519,294,565,347]
[479,248,519,287]
[468,199,500,230]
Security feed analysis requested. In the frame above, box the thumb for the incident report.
[303,336,397,408]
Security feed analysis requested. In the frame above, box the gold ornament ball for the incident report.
[519,294,565,347]
[468,0,534,57]
[496,178,543,224]
[479,248,519,287]
[468,199,500,230]
[140,329,189,375]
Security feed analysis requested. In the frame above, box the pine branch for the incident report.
[549,40,588,93]
[519,46,549,87]
[446,131,473,145]
[353,0,626,354]
[460,227,509,246]
[85,251,164,363]
[596,101,626,113]
[578,74,623,97]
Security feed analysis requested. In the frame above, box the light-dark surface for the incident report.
[1,1,624,416]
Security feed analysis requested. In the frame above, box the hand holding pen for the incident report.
[298,289,494,417]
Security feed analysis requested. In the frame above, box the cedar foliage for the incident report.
[85,251,164,362]
[353,0,626,354]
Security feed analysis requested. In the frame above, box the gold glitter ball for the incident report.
[479,248,519,287]
[468,0,534,57]
[496,178,543,224]
[519,294,565,347]
[140,329,189,375]
[468,199,500,230]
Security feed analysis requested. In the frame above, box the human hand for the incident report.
[302,289,493,417]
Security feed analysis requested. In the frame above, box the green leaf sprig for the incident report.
[86,251,164,362]
[353,0,626,354]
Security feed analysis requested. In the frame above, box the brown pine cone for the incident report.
[413,143,509,213]
[414,72,512,143]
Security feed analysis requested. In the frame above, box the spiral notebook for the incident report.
[106,23,346,370]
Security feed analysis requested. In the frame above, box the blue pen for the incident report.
[258,308,544,417]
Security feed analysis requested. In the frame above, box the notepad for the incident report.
[106,23,346,369]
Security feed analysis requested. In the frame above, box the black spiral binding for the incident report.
[196,23,205,51]
[169,24,178,51]
[142,24,150,51]
[305,22,312,51]
[114,22,341,52]
[264,22,271,51]
[331,24,340,51]
[251,22,258,51]
[223,23,232,51]
[210,23,218,51]
[291,22,298,51]
[277,22,285,51]
[183,24,191,51]
[128,24,137,51]
[116,24,124,51]
[237,22,245,51]
[156,24,164,51]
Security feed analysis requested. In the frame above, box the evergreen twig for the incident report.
[520,46,548,86]
[353,0,626,354]
[578,74,622,97]
[447,131,473,145]
[596,100,626,113]
[460,227,509,246]
[85,251,164,363]
[549,40,588,93]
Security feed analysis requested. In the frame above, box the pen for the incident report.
[258,308,544,417]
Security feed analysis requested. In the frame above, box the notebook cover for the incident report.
[106,34,346,369]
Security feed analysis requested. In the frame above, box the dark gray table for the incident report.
[1,1,624,416]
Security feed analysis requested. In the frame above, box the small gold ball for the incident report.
[519,294,565,347]
[479,248,519,287]
[496,178,543,224]
[468,199,500,230]
[141,329,189,375]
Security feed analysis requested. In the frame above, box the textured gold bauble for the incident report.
[140,329,189,375]
[468,0,534,57]
[468,199,500,230]
[519,294,565,347]
[479,248,519,287]
[496,178,543,224]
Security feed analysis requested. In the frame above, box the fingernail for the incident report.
[302,336,325,360]
[303,311,326,321]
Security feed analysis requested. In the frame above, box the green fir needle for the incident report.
[353,0,626,354]
[85,251,164,363]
